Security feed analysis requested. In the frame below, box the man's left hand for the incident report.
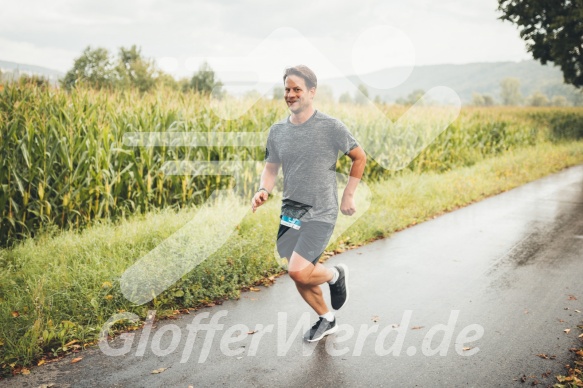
[340,192,356,216]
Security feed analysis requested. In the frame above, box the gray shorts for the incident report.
[276,217,335,265]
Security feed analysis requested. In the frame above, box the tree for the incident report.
[497,0,583,88]
[156,72,179,91]
[188,61,223,97]
[472,92,485,106]
[177,77,191,92]
[527,91,549,106]
[551,95,569,106]
[316,84,334,103]
[18,74,49,88]
[500,78,522,105]
[354,84,370,105]
[273,85,284,100]
[62,45,161,92]
[339,92,353,104]
[115,45,157,92]
[396,89,426,105]
[472,92,497,107]
[483,95,496,106]
[61,46,116,90]
[572,91,583,106]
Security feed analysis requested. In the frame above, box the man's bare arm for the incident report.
[252,162,280,212]
[340,146,366,216]
[343,146,366,197]
[260,162,280,193]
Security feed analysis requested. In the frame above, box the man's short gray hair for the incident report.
[283,65,317,89]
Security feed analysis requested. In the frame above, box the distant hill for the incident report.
[0,60,63,85]
[320,60,582,105]
[2,58,581,105]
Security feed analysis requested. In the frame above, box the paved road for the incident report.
[7,166,583,388]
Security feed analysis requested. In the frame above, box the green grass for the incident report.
[3,81,583,247]
[1,140,583,374]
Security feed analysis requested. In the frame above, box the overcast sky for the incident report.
[0,0,532,82]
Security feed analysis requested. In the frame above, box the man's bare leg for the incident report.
[287,251,334,315]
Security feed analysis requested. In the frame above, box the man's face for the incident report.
[284,75,316,114]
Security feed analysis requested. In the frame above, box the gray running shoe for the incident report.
[329,264,349,310]
[304,317,337,342]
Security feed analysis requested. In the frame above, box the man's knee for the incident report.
[288,252,314,285]
[289,269,310,285]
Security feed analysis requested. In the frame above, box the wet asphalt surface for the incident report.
[5,165,583,388]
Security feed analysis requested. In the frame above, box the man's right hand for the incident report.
[252,190,269,213]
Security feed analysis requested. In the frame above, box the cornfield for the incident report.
[1,83,581,246]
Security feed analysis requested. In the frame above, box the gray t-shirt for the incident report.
[264,110,359,225]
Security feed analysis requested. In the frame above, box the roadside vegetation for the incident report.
[1,82,583,377]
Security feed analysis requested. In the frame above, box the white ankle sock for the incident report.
[320,311,335,322]
[328,267,339,284]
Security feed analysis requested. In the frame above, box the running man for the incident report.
[251,65,367,342]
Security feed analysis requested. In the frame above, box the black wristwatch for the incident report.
[257,187,270,197]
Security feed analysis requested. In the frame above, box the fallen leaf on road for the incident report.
[71,357,82,363]
[556,375,569,383]
[247,330,258,335]
[411,326,424,330]
[151,368,167,374]
[462,347,472,351]
[568,295,577,300]
[578,333,583,338]
[249,287,260,292]
[575,310,581,313]
[37,359,45,366]
[565,328,571,334]
[536,354,555,359]
[21,368,30,375]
